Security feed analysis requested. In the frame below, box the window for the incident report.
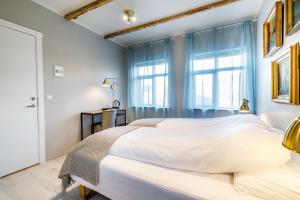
[133,60,168,108]
[192,49,244,110]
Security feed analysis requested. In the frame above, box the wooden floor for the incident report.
[0,156,107,200]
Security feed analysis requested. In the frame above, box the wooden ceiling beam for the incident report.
[104,0,239,39]
[65,0,113,20]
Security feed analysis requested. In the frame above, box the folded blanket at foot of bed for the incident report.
[58,126,138,190]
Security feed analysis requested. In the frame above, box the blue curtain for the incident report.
[183,21,256,117]
[127,39,176,121]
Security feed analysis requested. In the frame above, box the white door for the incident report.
[0,25,39,177]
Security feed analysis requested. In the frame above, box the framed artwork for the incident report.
[272,43,299,104]
[285,0,300,35]
[263,1,283,57]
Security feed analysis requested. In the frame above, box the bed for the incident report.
[72,155,261,200]
[59,115,294,200]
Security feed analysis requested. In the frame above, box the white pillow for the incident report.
[234,161,300,200]
[216,125,291,173]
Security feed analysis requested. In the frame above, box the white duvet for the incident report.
[110,122,290,174]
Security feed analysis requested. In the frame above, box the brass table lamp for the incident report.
[239,99,250,113]
[283,117,300,153]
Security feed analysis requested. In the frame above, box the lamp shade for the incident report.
[282,117,300,153]
[240,99,250,112]
[102,78,109,87]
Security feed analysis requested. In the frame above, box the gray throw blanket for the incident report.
[58,126,139,190]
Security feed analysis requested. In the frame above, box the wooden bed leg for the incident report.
[79,185,86,200]
[79,185,99,200]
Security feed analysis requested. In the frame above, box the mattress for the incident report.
[72,155,261,200]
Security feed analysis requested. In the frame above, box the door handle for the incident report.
[26,104,36,108]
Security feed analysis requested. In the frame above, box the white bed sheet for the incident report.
[72,155,261,200]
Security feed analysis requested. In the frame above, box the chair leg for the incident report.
[79,185,86,200]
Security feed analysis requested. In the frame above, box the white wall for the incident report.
[0,0,126,160]
[256,0,300,131]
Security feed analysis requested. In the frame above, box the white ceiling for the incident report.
[32,0,264,47]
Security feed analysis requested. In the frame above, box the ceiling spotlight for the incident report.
[123,9,136,24]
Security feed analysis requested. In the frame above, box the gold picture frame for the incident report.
[272,43,299,104]
[263,1,283,57]
[285,0,300,35]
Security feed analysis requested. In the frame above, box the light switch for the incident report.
[46,94,53,100]
[54,65,64,77]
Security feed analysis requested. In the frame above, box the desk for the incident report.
[80,109,126,140]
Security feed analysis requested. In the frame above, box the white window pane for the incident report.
[137,66,143,76]
[218,55,242,68]
[218,56,231,68]
[232,70,241,109]
[155,63,167,74]
[217,71,233,108]
[195,74,213,108]
[143,79,152,105]
[193,58,214,71]
[232,55,243,67]
[138,65,153,76]
[155,76,168,107]
[145,66,153,75]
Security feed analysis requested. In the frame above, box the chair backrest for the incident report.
[102,109,117,130]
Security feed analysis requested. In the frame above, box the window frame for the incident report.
[191,48,245,110]
[133,58,169,108]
